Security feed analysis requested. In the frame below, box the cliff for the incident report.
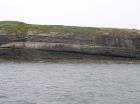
[0,21,140,60]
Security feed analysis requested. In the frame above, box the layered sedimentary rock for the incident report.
[0,21,140,60]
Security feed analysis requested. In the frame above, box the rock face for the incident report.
[0,21,140,60]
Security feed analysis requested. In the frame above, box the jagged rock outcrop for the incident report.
[0,21,140,60]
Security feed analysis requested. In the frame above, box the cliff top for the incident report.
[0,21,139,35]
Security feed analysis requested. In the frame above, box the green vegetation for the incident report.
[0,21,28,33]
[0,21,138,35]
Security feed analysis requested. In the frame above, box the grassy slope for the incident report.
[0,21,138,35]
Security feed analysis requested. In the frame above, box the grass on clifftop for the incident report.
[0,21,138,35]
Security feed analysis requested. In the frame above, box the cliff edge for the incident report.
[0,21,140,60]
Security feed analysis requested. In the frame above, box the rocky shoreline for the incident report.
[0,21,140,61]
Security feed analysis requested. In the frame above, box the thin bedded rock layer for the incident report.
[0,21,140,60]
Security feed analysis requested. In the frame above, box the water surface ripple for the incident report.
[0,62,140,104]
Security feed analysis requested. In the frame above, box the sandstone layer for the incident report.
[0,21,140,60]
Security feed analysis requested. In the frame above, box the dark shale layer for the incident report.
[0,21,140,60]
